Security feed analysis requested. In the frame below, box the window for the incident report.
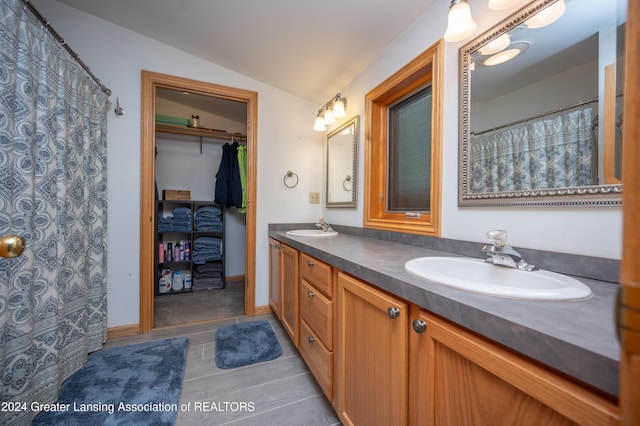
[388,86,433,212]
[364,41,442,236]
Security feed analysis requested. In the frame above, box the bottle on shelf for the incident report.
[172,270,183,291]
[173,242,181,262]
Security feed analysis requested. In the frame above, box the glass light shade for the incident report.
[482,48,522,66]
[444,1,477,43]
[478,33,510,55]
[313,116,326,131]
[525,0,566,29]
[332,99,346,118]
[323,108,336,125]
[488,0,521,10]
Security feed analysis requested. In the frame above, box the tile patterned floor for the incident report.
[105,314,341,426]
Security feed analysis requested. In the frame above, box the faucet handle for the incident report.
[486,230,508,248]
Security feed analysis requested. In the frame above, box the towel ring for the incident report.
[283,170,299,188]
[343,175,352,191]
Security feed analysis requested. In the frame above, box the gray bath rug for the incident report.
[215,320,282,369]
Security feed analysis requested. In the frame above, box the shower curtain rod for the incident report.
[21,0,112,96]
[471,92,624,136]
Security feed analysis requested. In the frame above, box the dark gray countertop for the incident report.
[268,226,620,398]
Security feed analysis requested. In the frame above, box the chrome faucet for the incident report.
[482,230,536,271]
[315,218,334,233]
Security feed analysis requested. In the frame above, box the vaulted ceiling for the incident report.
[53,0,438,105]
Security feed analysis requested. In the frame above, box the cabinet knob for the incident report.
[412,319,427,334]
[387,307,400,319]
[308,336,315,343]
[307,260,314,268]
[307,291,315,298]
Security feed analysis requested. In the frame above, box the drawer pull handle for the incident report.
[387,307,400,319]
[308,336,315,343]
[307,291,315,298]
[412,319,427,334]
[307,260,315,267]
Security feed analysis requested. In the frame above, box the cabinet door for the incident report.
[409,306,618,426]
[268,239,281,319]
[336,272,408,426]
[281,243,299,347]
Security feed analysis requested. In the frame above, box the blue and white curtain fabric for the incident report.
[0,1,109,425]
[470,107,595,193]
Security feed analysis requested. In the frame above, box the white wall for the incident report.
[323,0,622,259]
[38,0,623,327]
[38,1,324,328]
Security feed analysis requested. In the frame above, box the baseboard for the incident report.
[226,274,245,282]
[253,305,273,316]
[107,324,139,339]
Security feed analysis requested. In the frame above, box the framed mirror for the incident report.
[326,116,359,208]
[459,0,626,206]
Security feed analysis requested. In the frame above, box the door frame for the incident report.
[139,70,257,333]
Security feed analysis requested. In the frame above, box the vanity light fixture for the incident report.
[313,93,348,131]
[444,0,477,43]
[525,0,566,28]
[478,33,511,55]
[480,42,529,66]
[313,114,327,131]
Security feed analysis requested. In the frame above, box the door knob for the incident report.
[0,235,26,258]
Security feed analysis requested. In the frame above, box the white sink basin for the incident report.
[286,229,338,237]
[404,257,592,301]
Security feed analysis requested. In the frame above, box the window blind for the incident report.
[388,87,432,212]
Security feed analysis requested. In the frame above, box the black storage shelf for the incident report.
[154,200,225,296]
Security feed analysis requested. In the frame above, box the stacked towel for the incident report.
[194,205,222,231]
[192,236,222,264]
[157,207,192,232]
[192,262,224,291]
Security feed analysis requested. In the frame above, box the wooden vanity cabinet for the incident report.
[409,305,619,426]
[298,253,335,399]
[269,243,618,425]
[268,238,282,318]
[336,271,408,426]
[268,238,298,346]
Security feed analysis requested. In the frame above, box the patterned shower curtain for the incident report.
[470,107,595,193]
[0,1,109,424]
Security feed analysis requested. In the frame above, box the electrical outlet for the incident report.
[309,192,320,203]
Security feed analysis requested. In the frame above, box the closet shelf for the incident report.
[156,123,246,142]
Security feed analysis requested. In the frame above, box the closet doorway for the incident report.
[140,71,257,333]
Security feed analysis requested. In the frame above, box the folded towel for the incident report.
[195,206,221,218]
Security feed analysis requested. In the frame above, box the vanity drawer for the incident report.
[299,319,333,399]
[300,253,332,298]
[300,279,333,350]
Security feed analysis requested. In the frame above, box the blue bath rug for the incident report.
[215,320,282,369]
[32,337,190,426]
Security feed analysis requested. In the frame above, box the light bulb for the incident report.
[313,116,326,131]
[525,0,566,29]
[332,99,346,118]
[478,33,511,55]
[444,0,477,43]
[323,108,336,125]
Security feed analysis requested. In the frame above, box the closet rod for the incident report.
[20,0,112,96]
[471,92,624,136]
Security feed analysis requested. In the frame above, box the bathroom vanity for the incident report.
[269,225,620,425]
